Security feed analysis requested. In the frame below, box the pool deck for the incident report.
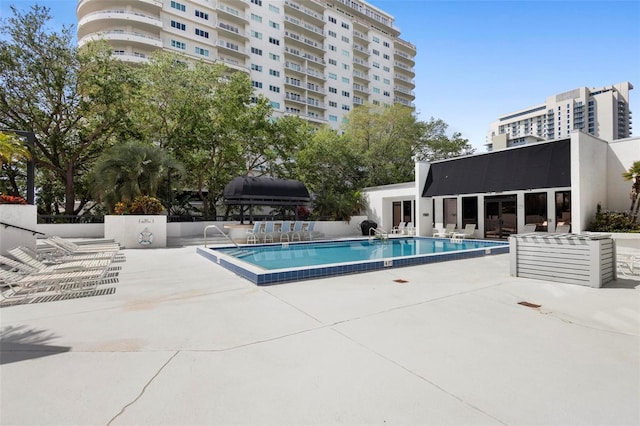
[1,244,639,425]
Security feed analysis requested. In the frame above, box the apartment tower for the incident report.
[486,82,633,151]
[76,0,417,128]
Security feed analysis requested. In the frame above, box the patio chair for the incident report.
[554,224,571,233]
[246,222,263,244]
[522,223,537,233]
[288,221,304,241]
[8,247,119,274]
[391,222,406,235]
[300,221,315,240]
[280,221,292,242]
[617,252,640,278]
[405,222,416,236]
[433,223,456,238]
[46,236,121,253]
[452,224,476,240]
[262,221,276,243]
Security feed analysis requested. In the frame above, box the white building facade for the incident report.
[364,132,640,239]
[76,0,416,129]
[486,82,633,151]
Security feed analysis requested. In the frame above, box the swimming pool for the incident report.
[197,237,509,285]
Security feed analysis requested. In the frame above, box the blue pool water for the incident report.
[197,237,509,285]
[216,238,499,270]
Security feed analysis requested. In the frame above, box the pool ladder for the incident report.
[203,225,239,248]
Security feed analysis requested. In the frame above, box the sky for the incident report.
[2,0,639,151]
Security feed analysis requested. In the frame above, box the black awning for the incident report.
[422,140,571,197]
[223,176,310,206]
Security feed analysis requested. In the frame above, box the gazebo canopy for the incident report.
[223,176,310,206]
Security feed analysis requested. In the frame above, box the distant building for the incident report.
[76,0,416,129]
[486,82,633,151]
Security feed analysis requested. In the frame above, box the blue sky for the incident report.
[2,0,639,150]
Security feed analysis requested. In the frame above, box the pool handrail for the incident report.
[204,225,239,248]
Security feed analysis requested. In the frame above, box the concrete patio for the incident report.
[1,245,639,425]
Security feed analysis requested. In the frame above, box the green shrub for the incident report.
[113,196,164,215]
[588,205,640,232]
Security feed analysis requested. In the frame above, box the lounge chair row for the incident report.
[0,237,124,304]
[391,222,416,236]
[433,224,476,239]
[245,221,321,244]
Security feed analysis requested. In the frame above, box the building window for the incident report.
[269,69,280,77]
[342,49,350,57]
[372,62,380,68]
[341,90,350,97]
[270,101,280,109]
[251,63,263,71]
[462,197,478,227]
[269,85,280,92]
[251,0,262,5]
[328,59,337,65]
[269,4,279,13]
[383,78,390,85]
[383,41,390,47]
[251,30,262,39]
[251,47,262,55]
[329,87,337,94]
[195,10,208,20]
[329,115,338,122]
[328,30,337,38]
[373,87,380,94]
[171,1,186,12]
[342,77,349,83]
[171,20,186,31]
[555,191,571,227]
[269,53,280,61]
[328,72,337,80]
[171,39,186,50]
[342,104,350,111]
[372,49,380,56]
[329,101,337,107]
[269,37,280,45]
[328,44,337,52]
[373,75,380,81]
[195,47,209,56]
[252,81,262,88]
[269,20,280,29]
[372,36,380,43]
[341,35,350,43]
[341,22,350,29]
[383,54,390,60]
[251,13,262,22]
[383,91,390,97]
[525,193,547,230]
[342,63,350,70]
[195,28,209,38]
[328,16,337,24]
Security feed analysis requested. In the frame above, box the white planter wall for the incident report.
[0,204,37,255]
[104,215,167,249]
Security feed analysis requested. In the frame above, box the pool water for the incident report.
[216,238,499,270]
[197,237,510,285]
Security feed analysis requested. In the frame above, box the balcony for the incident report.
[216,39,248,57]
[353,57,369,69]
[394,49,415,66]
[353,83,369,94]
[77,0,161,16]
[285,92,306,104]
[78,9,161,37]
[284,16,324,39]
[78,30,162,49]
[353,31,368,43]
[216,3,247,24]
[111,50,150,63]
[284,30,324,53]
[283,0,324,24]
[217,20,248,41]
[285,77,303,88]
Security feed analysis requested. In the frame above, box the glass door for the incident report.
[485,196,517,239]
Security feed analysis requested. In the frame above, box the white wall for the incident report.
[363,182,415,232]
[572,132,609,233]
[37,223,104,239]
[607,137,640,212]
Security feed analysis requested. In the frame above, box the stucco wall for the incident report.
[572,132,609,233]
[363,182,415,232]
[607,137,640,212]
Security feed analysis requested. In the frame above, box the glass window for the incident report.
[462,197,478,226]
[555,191,571,226]
[443,198,457,226]
[525,192,547,230]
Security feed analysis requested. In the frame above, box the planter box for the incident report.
[0,204,37,255]
[104,215,167,249]
[509,233,615,288]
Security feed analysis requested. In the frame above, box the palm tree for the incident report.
[623,160,640,222]
[0,132,31,169]
[91,141,181,212]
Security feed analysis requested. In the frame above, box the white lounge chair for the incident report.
[522,224,537,233]
[8,247,119,274]
[391,222,406,234]
[279,221,292,242]
[288,221,304,241]
[262,221,276,243]
[246,222,263,244]
[554,224,571,233]
[433,224,456,238]
[452,224,476,240]
[405,222,416,236]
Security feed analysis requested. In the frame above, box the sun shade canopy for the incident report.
[224,176,310,206]
[422,139,571,197]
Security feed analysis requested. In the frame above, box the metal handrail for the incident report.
[369,227,388,239]
[203,225,238,248]
[0,221,45,236]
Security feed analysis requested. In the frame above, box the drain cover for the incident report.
[518,301,541,309]
[393,279,409,284]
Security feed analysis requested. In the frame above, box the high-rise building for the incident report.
[76,0,416,128]
[486,82,633,151]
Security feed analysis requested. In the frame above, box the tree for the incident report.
[293,127,365,220]
[623,160,640,222]
[0,5,137,214]
[90,141,180,213]
[0,131,31,196]
[343,104,420,187]
[414,118,475,162]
